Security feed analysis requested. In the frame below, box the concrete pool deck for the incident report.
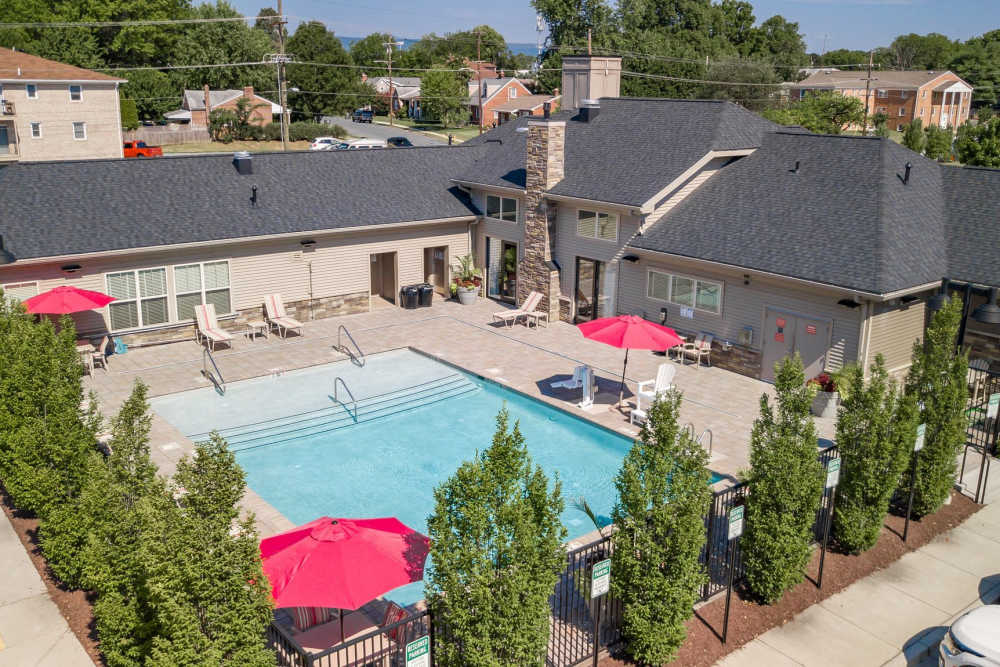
[84,298,836,539]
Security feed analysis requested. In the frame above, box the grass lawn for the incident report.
[163,140,314,154]
[374,116,482,142]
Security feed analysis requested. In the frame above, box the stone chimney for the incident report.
[243,86,254,99]
[561,56,621,110]
[519,118,565,323]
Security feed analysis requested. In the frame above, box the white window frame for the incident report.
[645,268,723,315]
[877,89,888,98]
[2,281,38,303]
[25,84,37,99]
[172,260,233,321]
[105,267,170,331]
[576,209,619,242]
[68,84,82,102]
[509,87,517,99]
[485,194,518,223]
[29,122,42,138]
[72,121,87,140]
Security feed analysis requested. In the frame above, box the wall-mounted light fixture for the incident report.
[973,287,1000,324]
[743,274,750,286]
[60,263,82,274]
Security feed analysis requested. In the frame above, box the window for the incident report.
[897,124,904,131]
[2,281,37,303]
[877,89,888,98]
[25,84,37,99]
[920,108,925,116]
[799,89,807,100]
[877,106,887,114]
[576,210,618,242]
[106,268,168,330]
[509,87,517,99]
[485,195,517,222]
[899,107,906,116]
[646,269,722,314]
[29,122,41,138]
[922,90,927,98]
[72,121,86,140]
[900,90,909,99]
[173,261,232,320]
[69,85,82,101]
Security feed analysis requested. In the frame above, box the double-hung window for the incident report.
[174,261,231,320]
[646,269,722,314]
[106,268,168,330]
[30,122,41,138]
[69,85,82,101]
[485,195,517,222]
[25,84,37,99]
[577,210,618,242]
[72,121,86,140]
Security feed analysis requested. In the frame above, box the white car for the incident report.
[335,138,387,150]
[309,137,340,151]
[939,605,1000,666]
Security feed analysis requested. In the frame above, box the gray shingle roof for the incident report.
[0,147,480,261]
[460,98,782,206]
[630,131,998,294]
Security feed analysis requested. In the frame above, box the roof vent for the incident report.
[790,160,801,174]
[233,151,252,175]
[903,162,912,185]
[579,98,600,123]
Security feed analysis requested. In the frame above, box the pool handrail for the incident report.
[697,428,713,457]
[201,347,226,395]
[337,324,365,367]
[333,375,357,421]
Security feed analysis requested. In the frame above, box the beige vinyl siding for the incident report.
[555,207,641,297]
[0,221,470,334]
[865,299,926,373]
[642,157,729,231]
[618,253,863,371]
[470,187,525,243]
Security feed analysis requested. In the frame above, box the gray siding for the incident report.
[554,206,641,298]
[866,299,926,373]
[618,253,863,371]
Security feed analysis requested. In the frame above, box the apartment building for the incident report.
[0,47,125,162]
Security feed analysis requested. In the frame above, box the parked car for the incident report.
[122,141,163,158]
[386,136,414,148]
[351,109,374,123]
[939,605,1000,666]
[335,138,386,150]
[310,137,341,151]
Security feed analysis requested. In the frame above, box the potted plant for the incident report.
[808,372,839,418]
[451,254,482,305]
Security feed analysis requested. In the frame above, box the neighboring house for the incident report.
[468,77,535,127]
[0,47,126,162]
[366,76,422,118]
[1,56,997,381]
[164,86,283,127]
[491,94,561,125]
[789,69,974,131]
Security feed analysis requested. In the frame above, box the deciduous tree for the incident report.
[421,68,470,127]
[955,116,1000,167]
[924,123,954,161]
[902,118,927,154]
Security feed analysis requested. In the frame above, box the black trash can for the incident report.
[401,285,419,309]
[417,283,434,307]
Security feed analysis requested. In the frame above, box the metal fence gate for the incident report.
[961,365,1000,503]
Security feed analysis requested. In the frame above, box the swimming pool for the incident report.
[152,348,721,603]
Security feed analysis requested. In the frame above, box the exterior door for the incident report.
[761,310,796,382]
[0,126,8,155]
[794,317,831,380]
[486,237,517,303]
[761,308,831,382]
[574,257,605,322]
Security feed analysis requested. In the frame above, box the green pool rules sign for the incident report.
[988,393,1000,420]
[591,558,611,598]
[405,636,430,667]
[727,505,744,540]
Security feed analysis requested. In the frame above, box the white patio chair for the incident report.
[636,363,676,411]
[683,334,714,368]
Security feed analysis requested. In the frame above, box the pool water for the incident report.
[152,348,721,604]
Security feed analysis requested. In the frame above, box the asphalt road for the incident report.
[328,117,446,146]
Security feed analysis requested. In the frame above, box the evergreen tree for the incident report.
[924,124,954,161]
[833,357,918,553]
[426,407,566,666]
[902,119,926,154]
[742,355,824,604]
[142,434,275,666]
[902,299,968,517]
[611,391,711,665]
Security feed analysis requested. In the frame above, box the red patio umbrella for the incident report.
[260,517,430,642]
[577,315,684,407]
[23,285,115,314]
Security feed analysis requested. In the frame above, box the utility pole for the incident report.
[477,30,483,135]
[587,29,592,56]
[276,0,289,150]
[861,50,876,136]
[376,38,403,126]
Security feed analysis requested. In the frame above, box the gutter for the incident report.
[450,179,526,196]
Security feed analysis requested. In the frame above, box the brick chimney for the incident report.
[519,118,565,323]
[243,86,254,99]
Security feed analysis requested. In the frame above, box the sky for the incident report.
[233,0,1000,52]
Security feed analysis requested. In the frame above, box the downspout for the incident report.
[860,300,873,376]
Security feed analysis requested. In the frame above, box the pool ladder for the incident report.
[202,347,226,395]
[337,325,365,367]
[682,422,713,457]
[333,376,357,422]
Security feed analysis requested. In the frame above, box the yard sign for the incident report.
[914,423,926,452]
[591,558,611,598]
[988,393,1000,420]
[825,458,841,489]
[405,635,430,667]
[727,505,744,540]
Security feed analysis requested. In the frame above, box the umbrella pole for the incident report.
[618,348,629,408]
[340,609,345,644]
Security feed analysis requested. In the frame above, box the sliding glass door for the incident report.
[574,257,606,322]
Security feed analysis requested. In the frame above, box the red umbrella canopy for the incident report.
[260,517,430,610]
[577,315,683,350]
[23,285,115,314]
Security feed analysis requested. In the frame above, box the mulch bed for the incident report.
[600,490,982,667]
[0,489,103,666]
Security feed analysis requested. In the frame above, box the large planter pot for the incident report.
[456,286,478,305]
[811,390,839,418]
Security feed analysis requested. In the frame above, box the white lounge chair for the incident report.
[968,358,990,404]
[492,291,541,328]
[194,303,233,351]
[636,363,677,411]
[683,334,713,367]
[265,294,304,338]
[550,365,596,390]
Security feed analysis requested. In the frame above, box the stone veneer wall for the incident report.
[558,295,572,323]
[519,119,564,324]
[705,342,762,380]
[115,290,370,347]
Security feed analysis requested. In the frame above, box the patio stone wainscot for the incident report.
[707,342,761,379]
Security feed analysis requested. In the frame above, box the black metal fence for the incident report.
[961,364,999,503]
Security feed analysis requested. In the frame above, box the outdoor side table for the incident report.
[246,320,268,341]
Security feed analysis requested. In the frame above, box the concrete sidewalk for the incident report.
[0,510,91,666]
[718,490,1000,667]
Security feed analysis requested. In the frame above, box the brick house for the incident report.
[789,69,973,132]
[164,86,283,127]
[469,77,536,128]
[0,47,126,162]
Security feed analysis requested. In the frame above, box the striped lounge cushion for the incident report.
[382,602,408,642]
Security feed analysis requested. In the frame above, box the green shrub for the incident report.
[901,298,968,516]
[426,407,566,666]
[288,121,346,141]
[120,98,140,132]
[833,356,918,553]
[611,390,711,665]
[742,355,824,604]
[263,123,281,141]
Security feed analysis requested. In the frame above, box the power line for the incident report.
[0,15,285,29]
[621,71,789,87]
